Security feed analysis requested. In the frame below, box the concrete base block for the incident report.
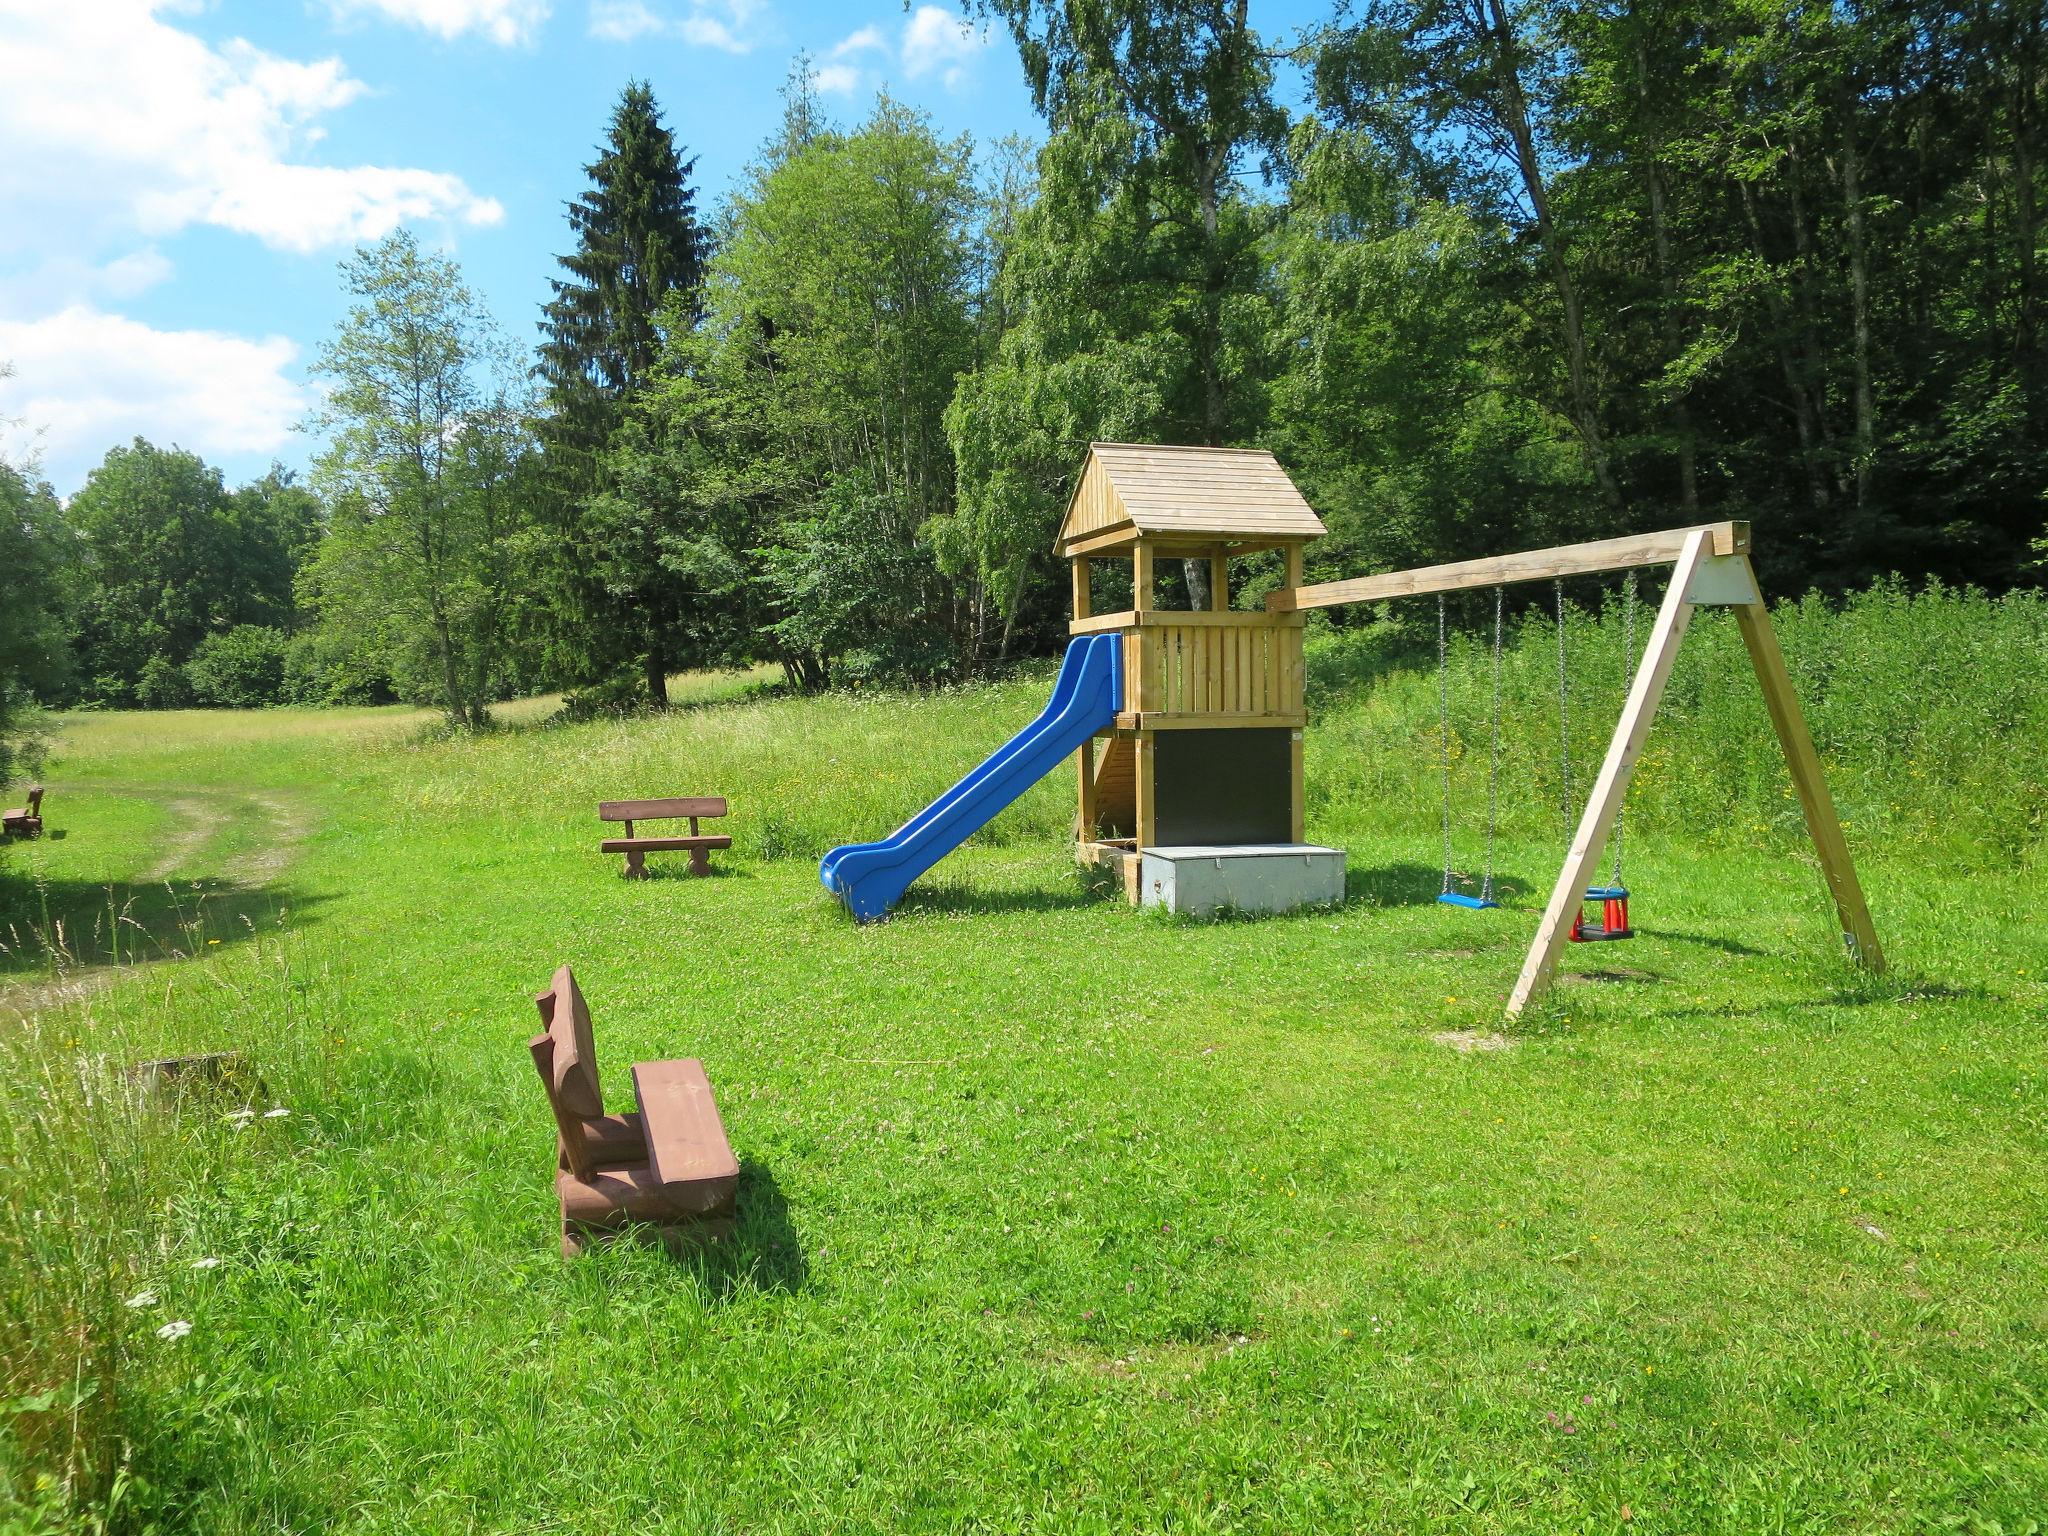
[1138,844,1346,917]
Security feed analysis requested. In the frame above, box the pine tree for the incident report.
[536,82,708,708]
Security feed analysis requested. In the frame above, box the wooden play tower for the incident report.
[1058,443,1327,900]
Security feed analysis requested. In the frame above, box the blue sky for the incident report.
[0,0,1324,496]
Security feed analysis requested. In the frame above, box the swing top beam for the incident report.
[1265,521,1749,614]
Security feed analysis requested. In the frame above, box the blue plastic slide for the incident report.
[820,635,1124,921]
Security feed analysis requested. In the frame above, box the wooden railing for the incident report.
[1122,614,1303,723]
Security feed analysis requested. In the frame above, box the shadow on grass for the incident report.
[0,874,327,978]
[897,867,1117,918]
[1345,862,1539,909]
[1634,926,1769,958]
[686,1159,806,1300]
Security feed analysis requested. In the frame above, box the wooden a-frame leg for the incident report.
[1733,599,1885,970]
[1506,530,1713,1017]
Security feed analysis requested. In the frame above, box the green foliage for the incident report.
[535,82,712,708]
[304,231,533,729]
[952,3,1288,622]
[60,443,308,708]
[0,461,72,789]
[184,626,288,708]
[624,93,986,687]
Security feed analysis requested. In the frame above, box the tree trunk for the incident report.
[643,628,669,710]
[1634,32,1697,514]
[2012,1,2044,429]
[1738,180,1833,514]
[1839,86,1877,512]
[1481,0,1624,514]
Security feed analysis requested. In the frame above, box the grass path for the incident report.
[3,680,2045,1534]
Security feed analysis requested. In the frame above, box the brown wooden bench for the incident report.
[528,965,740,1256]
[1,785,42,840]
[599,796,731,879]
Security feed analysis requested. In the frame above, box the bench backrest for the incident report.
[529,965,603,1178]
[24,787,40,816]
[598,797,726,823]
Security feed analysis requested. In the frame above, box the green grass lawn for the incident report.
[2,657,2044,1533]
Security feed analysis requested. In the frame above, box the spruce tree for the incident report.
[536,82,707,708]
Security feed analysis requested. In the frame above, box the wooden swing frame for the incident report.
[1266,519,1885,1015]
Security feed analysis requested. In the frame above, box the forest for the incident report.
[2,0,2043,746]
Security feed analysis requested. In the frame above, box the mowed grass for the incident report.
[2,634,2045,1533]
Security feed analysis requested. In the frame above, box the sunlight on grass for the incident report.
[2,628,2044,1533]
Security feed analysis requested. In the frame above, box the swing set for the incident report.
[1266,518,1885,1015]
[1434,575,1639,942]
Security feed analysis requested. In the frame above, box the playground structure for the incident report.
[824,442,1883,1016]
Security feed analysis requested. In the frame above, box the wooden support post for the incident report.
[1209,550,1230,612]
[1733,596,1886,970]
[1283,543,1303,594]
[1133,542,1154,613]
[1506,530,1713,1016]
[1071,557,1091,622]
[1076,735,1096,842]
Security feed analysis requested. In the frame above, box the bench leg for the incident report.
[688,845,710,878]
[622,849,648,880]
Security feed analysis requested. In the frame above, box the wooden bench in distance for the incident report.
[2,785,43,839]
[528,964,740,1257]
[598,796,731,879]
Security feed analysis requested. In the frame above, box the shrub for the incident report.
[133,656,191,710]
[184,627,288,708]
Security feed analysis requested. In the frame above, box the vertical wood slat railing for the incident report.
[1120,618,1303,719]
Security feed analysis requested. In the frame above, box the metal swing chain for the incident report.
[1480,585,1503,904]
[1554,579,1572,836]
[1611,571,1638,888]
[1438,592,1454,895]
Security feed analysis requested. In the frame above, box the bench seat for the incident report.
[598,834,734,854]
[2,786,42,839]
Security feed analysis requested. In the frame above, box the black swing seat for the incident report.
[1571,885,1633,942]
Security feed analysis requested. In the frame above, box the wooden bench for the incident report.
[599,796,731,879]
[1,785,42,840]
[528,965,740,1257]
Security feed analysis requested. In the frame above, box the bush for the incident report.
[281,630,395,706]
[184,627,287,708]
[134,655,191,710]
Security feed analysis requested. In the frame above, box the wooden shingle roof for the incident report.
[1054,443,1327,555]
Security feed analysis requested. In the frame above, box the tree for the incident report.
[623,94,984,687]
[536,82,710,708]
[0,455,73,785]
[954,0,1288,615]
[305,231,532,729]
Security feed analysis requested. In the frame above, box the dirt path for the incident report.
[2,784,319,1020]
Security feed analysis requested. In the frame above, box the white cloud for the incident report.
[97,250,176,300]
[809,62,861,96]
[326,0,550,45]
[816,6,990,100]
[0,306,306,492]
[901,5,987,87]
[585,0,767,52]
[831,24,887,58]
[0,1,503,256]
[587,0,662,41]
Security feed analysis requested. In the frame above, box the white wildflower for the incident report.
[124,1290,158,1309]
[262,1107,290,1119]
[155,1320,192,1342]
[189,1257,221,1270]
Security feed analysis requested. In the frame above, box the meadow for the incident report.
[1,587,2044,1534]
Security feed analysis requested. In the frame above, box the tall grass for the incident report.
[1309,580,2048,863]
[0,929,318,1532]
